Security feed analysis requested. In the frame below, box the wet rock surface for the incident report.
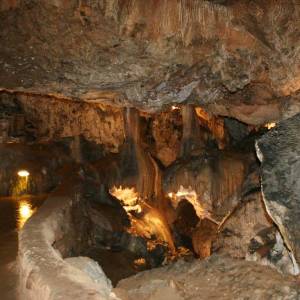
[256,113,300,268]
[116,255,300,300]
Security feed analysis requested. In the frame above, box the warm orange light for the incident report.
[195,107,226,149]
[109,186,141,212]
[171,105,180,111]
[265,122,276,130]
[134,258,146,266]
[167,185,218,224]
[13,170,30,196]
[17,200,34,229]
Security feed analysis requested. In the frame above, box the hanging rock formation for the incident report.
[0,1,299,124]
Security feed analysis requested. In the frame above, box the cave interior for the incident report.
[0,1,300,299]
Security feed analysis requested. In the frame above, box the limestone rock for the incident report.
[192,219,218,259]
[256,113,300,271]
[65,256,112,288]
[215,192,272,259]
[164,151,250,222]
[151,110,182,166]
[116,255,300,300]
[17,94,125,153]
[246,230,298,275]
[1,1,299,124]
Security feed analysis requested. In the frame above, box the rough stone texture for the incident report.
[116,255,300,300]
[246,230,299,275]
[256,113,300,270]
[0,1,299,124]
[17,94,125,153]
[164,151,251,222]
[18,178,117,300]
[64,257,113,289]
[151,110,182,166]
[215,192,272,259]
[1,92,228,162]
[195,107,227,149]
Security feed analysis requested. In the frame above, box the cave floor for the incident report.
[115,255,300,300]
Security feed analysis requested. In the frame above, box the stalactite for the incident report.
[116,107,176,251]
[120,107,139,183]
[180,104,204,158]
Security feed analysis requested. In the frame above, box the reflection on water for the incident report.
[0,195,45,300]
[0,195,46,234]
[17,200,35,229]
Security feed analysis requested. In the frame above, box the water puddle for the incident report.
[0,195,47,299]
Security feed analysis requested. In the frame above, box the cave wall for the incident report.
[1,91,235,166]
[16,94,125,153]
[164,151,250,219]
[257,113,300,271]
[0,0,299,284]
[0,0,19,11]
[151,110,182,166]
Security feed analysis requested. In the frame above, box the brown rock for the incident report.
[192,219,218,259]
[0,1,299,124]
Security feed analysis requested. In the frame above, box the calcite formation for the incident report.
[1,1,300,298]
[0,0,299,125]
[17,94,125,152]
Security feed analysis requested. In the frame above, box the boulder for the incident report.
[256,113,300,273]
[116,255,300,300]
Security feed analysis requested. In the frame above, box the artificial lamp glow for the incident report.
[18,170,30,177]
[171,105,180,111]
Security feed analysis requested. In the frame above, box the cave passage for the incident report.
[0,1,299,299]
[0,91,295,295]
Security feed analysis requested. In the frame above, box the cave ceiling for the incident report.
[0,0,299,125]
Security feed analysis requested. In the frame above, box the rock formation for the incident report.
[1,1,300,299]
[257,113,300,272]
[0,0,299,124]
[115,255,300,300]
